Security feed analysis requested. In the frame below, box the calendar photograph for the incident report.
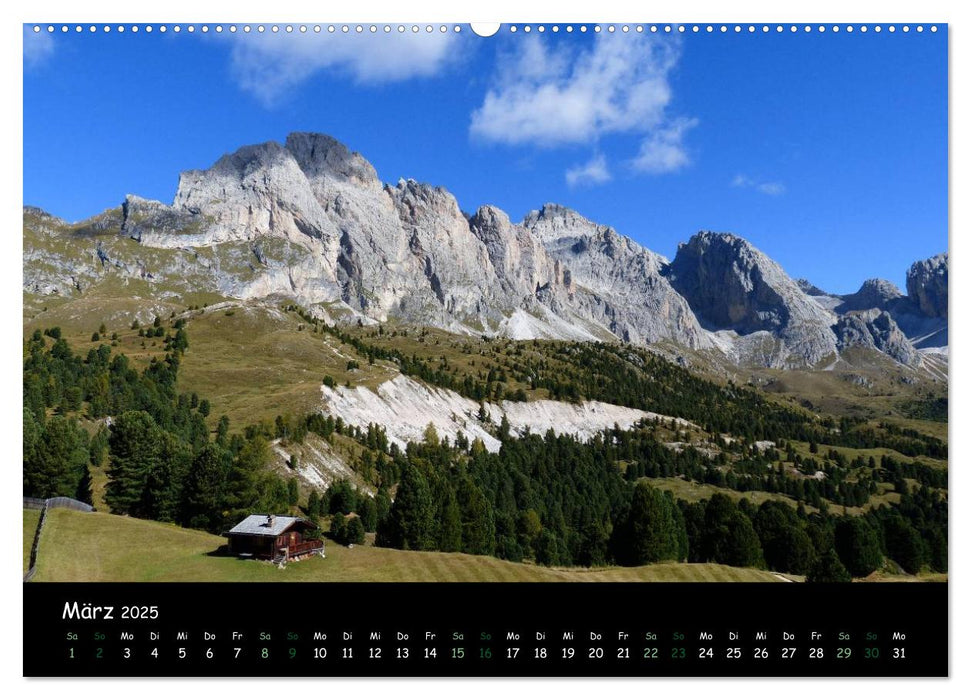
[23,22,946,604]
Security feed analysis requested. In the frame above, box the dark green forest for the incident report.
[24,327,947,580]
[23,327,299,532]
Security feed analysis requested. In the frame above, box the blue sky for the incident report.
[24,24,946,293]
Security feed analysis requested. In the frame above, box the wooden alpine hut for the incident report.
[224,514,324,563]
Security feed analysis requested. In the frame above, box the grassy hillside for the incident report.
[32,509,786,583]
[175,304,396,428]
[645,476,900,517]
[23,298,947,581]
[23,509,41,572]
[24,296,948,453]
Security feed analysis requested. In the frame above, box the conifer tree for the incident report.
[618,482,685,565]
[701,493,764,567]
[182,443,228,531]
[106,411,162,515]
[834,517,884,577]
[307,491,321,523]
[457,476,494,555]
[142,431,191,521]
[380,465,435,550]
[754,500,816,574]
[358,496,378,532]
[883,514,927,574]
[345,515,366,545]
[329,512,347,543]
[435,487,462,552]
[807,548,852,583]
[224,436,269,517]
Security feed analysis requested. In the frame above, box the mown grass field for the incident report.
[862,571,948,583]
[23,509,41,572]
[32,509,785,583]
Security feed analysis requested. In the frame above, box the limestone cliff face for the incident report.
[834,309,920,366]
[666,232,839,367]
[522,204,710,349]
[838,278,906,313]
[828,259,948,350]
[469,205,566,300]
[22,132,947,368]
[907,253,948,318]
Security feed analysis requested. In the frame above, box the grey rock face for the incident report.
[667,232,838,366]
[469,205,566,300]
[906,253,948,318]
[383,178,506,327]
[795,278,829,296]
[284,132,380,187]
[825,261,947,349]
[838,278,905,313]
[834,309,920,366]
[23,132,945,369]
[522,204,710,349]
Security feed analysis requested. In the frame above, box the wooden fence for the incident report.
[23,496,94,581]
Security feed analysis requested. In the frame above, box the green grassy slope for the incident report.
[32,509,785,583]
[23,509,41,572]
[175,305,396,428]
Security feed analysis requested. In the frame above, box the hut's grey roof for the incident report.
[227,514,307,537]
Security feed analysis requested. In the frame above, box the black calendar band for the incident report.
[23,582,947,677]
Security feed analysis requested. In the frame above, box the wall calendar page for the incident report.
[21,16,949,681]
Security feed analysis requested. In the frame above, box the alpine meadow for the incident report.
[22,131,947,583]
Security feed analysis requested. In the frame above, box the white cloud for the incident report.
[630,117,698,174]
[470,33,695,179]
[23,26,54,68]
[566,153,611,187]
[732,173,786,196]
[757,182,786,196]
[223,31,459,106]
[471,33,681,147]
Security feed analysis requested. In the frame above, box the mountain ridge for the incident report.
[22,132,948,370]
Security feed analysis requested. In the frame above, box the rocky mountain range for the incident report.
[23,132,948,371]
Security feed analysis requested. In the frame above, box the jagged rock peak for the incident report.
[202,140,293,178]
[123,194,170,212]
[858,278,904,298]
[175,133,380,199]
[24,205,55,219]
[670,231,798,289]
[906,253,948,318]
[795,278,829,296]
[523,202,589,226]
[523,203,610,239]
[523,202,665,268]
[834,308,919,366]
[469,205,514,241]
[22,205,70,232]
[668,230,798,332]
[839,278,904,312]
[668,230,838,365]
[469,204,571,298]
[284,132,379,186]
[674,230,751,258]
